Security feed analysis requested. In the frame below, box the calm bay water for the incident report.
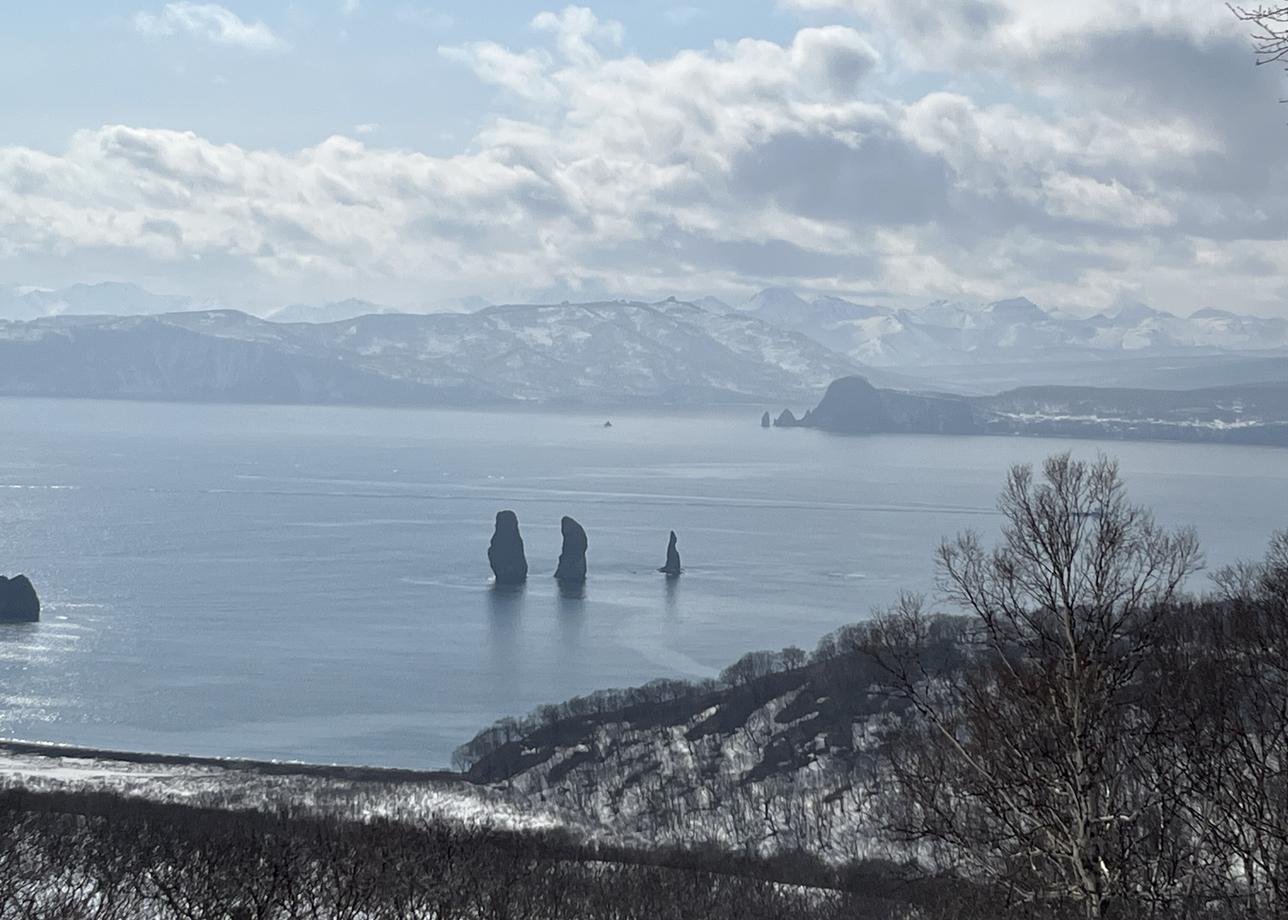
[1,397,1285,768]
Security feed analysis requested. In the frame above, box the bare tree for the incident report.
[1181,532,1288,916]
[870,454,1202,920]
[1232,5,1288,67]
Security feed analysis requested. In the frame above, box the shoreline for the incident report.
[0,738,464,786]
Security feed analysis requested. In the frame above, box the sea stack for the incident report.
[761,411,771,428]
[774,409,799,428]
[658,531,682,576]
[554,516,588,583]
[0,575,40,622]
[488,511,528,585]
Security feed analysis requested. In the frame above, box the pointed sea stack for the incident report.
[488,511,528,585]
[658,531,682,576]
[554,516,588,583]
[761,411,771,428]
[0,575,40,622]
[774,409,799,428]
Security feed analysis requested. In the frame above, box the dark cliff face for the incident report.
[0,575,40,622]
[805,376,893,433]
[803,376,978,435]
[554,517,588,583]
[488,511,528,585]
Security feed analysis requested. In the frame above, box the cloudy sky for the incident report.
[1,1,1285,314]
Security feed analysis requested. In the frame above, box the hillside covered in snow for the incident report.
[4,280,1287,405]
[0,300,863,407]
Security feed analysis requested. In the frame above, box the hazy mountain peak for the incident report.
[693,295,733,313]
[986,296,1048,322]
[269,298,395,324]
[742,287,809,313]
[1191,307,1237,319]
[1103,300,1170,324]
[0,280,197,320]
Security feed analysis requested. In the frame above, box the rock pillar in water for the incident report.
[761,411,771,428]
[554,516,588,583]
[0,575,40,622]
[658,531,682,576]
[488,511,528,585]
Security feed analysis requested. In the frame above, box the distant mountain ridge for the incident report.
[738,288,1288,370]
[0,282,202,321]
[4,280,1287,403]
[0,301,867,407]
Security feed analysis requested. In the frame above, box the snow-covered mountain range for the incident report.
[0,300,864,406]
[2,281,1286,405]
[0,282,200,321]
[740,288,1288,368]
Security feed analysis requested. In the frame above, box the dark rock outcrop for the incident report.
[554,517,588,583]
[773,409,799,428]
[0,575,40,622]
[797,375,977,435]
[760,411,771,428]
[658,531,682,576]
[487,511,528,585]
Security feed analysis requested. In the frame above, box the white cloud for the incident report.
[134,2,287,52]
[779,0,1239,67]
[1039,174,1175,229]
[531,6,623,66]
[438,43,557,101]
[8,6,1288,315]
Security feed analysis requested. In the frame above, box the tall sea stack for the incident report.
[0,575,40,622]
[554,516,588,583]
[658,531,682,576]
[488,511,528,585]
[761,411,771,428]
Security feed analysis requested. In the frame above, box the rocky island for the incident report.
[0,575,40,622]
[659,531,682,576]
[487,511,528,585]
[554,517,588,583]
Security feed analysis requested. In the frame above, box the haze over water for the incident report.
[1,397,1285,769]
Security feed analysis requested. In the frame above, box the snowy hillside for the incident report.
[454,630,894,862]
[0,299,863,406]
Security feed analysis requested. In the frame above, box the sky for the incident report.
[1,0,1286,315]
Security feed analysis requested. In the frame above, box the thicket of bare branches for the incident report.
[0,788,925,920]
[1232,5,1288,67]
[868,454,1288,920]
